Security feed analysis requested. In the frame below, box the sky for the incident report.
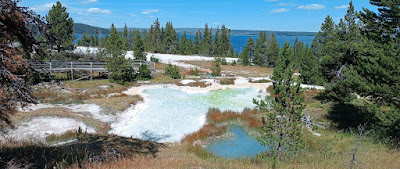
[20,0,377,32]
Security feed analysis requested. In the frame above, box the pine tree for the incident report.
[254,32,268,66]
[163,22,179,54]
[104,24,134,84]
[122,23,129,50]
[293,37,304,69]
[133,30,145,60]
[201,23,213,56]
[266,33,280,67]
[179,32,191,55]
[255,41,305,165]
[128,29,135,50]
[240,37,255,65]
[213,26,221,56]
[193,31,201,54]
[94,28,99,46]
[299,45,323,85]
[46,1,75,52]
[220,25,232,56]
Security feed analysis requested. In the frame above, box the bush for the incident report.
[150,55,160,63]
[211,58,221,77]
[193,67,200,76]
[164,64,181,79]
[137,64,152,80]
[105,56,135,85]
[231,60,237,66]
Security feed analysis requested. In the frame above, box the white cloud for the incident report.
[142,9,160,15]
[81,0,98,3]
[335,5,349,9]
[278,2,295,6]
[130,13,138,17]
[297,4,325,10]
[87,8,112,14]
[269,8,290,14]
[31,3,56,12]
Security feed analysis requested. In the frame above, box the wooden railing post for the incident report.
[90,62,93,81]
[70,62,74,80]
[49,62,52,74]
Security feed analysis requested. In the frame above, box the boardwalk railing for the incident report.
[29,60,155,81]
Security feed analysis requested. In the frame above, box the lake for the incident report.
[74,33,315,53]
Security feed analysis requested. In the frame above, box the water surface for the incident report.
[206,126,269,158]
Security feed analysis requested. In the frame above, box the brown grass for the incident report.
[175,81,210,88]
[181,123,227,145]
[219,78,235,85]
[207,108,262,128]
[33,80,132,104]
[46,130,77,143]
[86,95,143,115]
[182,60,274,77]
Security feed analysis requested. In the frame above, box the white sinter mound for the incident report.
[2,117,95,142]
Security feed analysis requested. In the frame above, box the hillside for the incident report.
[73,23,109,34]
[73,23,316,36]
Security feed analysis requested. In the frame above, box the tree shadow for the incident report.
[141,130,171,142]
[0,134,166,168]
[326,103,365,130]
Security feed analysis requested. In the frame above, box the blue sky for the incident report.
[20,0,376,32]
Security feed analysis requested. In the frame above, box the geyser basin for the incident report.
[206,126,269,158]
[111,86,268,142]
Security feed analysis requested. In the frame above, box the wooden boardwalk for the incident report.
[29,60,155,81]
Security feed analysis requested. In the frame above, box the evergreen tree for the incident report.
[299,45,323,85]
[94,28,99,46]
[201,23,213,56]
[128,29,135,50]
[211,58,222,76]
[46,1,75,52]
[220,25,232,56]
[104,24,134,85]
[213,27,221,56]
[254,32,268,66]
[163,22,179,54]
[266,33,280,67]
[293,37,304,69]
[122,23,129,50]
[239,47,250,66]
[193,31,201,54]
[133,30,145,60]
[240,37,255,66]
[179,32,191,55]
[255,41,305,165]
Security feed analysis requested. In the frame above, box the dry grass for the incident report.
[182,60,274,77]
[33,80,132,104]
[0,134,164,169]
[175,81,210,88]
[11,107,110,134]
[207,108,262,128]
[219,78,235,85]
[181,123,227,145]
[76,129,400,169]
[46,130,77,143]
[86,95,143,115]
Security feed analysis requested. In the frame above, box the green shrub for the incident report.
[193,67,200,76]
[211,58,221,77]
[105,56,135,85]
[137,64,152,80]
[164,64,181,79]
[150,55,160,63]
[231,60,237,66]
